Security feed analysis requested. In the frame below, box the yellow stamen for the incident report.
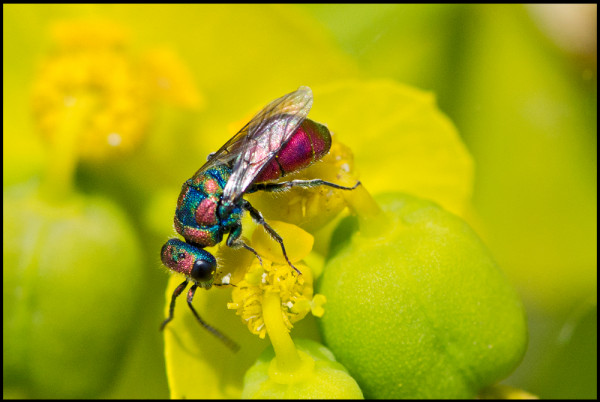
[227,221,326,344]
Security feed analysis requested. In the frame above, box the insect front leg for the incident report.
[250,179,361,193]
[225,224,263,266]
[160,278,189,331]
[185,284,240,352]
[241,199,301,275]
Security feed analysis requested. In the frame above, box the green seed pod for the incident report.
[3,183,143,398]
[318,193,527,399]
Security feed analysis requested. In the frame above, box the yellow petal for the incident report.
[252,221,314,265]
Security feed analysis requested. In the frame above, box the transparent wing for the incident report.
[190,122,252,179]
[222,86,313,202]
[191,87,313,184]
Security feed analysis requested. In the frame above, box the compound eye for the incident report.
[191,258,216,282]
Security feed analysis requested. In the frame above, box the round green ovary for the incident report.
[242,338,363,399]
[318,193,527,399]
[3,184,143,398]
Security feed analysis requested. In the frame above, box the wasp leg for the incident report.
[225,226,263,266]
[241,199,302,275]
[185,284,240,352]
[250,179,360,193]
[160,278,189,331]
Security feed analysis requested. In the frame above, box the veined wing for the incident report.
[191,121,252,179]
[222,86,313,203]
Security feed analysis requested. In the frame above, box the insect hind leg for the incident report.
[241,199,302,275]
[250,179,360,193]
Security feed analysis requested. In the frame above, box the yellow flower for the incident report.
[31,19,150,160]
[227,237,325,339]
[31,18,203,161]
[141,47,204,109]
[223,223,363,399]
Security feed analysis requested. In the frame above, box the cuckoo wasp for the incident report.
[160,86,360,350]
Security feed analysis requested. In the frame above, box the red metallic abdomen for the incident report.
[255,119,332,183]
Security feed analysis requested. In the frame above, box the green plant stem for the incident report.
[343,183,389,238]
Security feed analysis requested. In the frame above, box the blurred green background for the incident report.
[3,4,596,399]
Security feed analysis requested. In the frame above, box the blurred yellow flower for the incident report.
[141,47,204,109]
[31,19,150,160]
[31,18,202,161]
